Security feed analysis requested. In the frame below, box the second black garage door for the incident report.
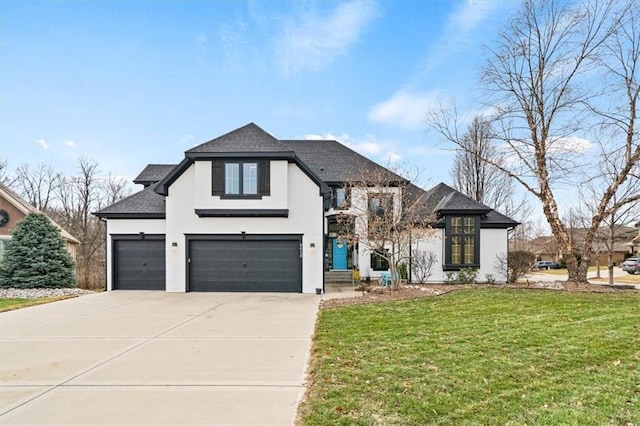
[188,236,302,292]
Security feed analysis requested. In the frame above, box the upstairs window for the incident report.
[444,216,480,270]
[368,194,393,218]
[331,187,350,209]
[212,159,270,198]
[368,194,393,234]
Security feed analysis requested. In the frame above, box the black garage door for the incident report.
[113,237,166,290]
[188,237,301,292]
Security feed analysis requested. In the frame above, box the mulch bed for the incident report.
[321,280,635,309]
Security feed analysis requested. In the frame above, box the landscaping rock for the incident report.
[0,288,96,299]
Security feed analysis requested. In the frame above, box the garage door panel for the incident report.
[189,238,301,292]
[114,239,166,290]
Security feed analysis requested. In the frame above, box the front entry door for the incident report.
[332,239,348,269]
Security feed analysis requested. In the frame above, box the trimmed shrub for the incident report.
[507,250,536,283]
[445,268,479,284]
[0,213,76,288]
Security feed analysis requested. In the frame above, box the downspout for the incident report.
[99,217,107,292]
[321,193,330,295]
[322,209,326,294]
[408,231,412,283]
[507,226,514,282]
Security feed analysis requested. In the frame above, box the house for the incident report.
[629,221,640,257]
[95,123,518,293]
[0,183,80,262]
[531,226,636,266]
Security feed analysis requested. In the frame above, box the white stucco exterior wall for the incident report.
[411,230,445,282]
[479,228,509,282]
[163,160,323,293]
[410,227,509,283]
[326,186,402,280]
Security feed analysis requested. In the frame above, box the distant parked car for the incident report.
[534,261,561,270]
[621,257,640,274]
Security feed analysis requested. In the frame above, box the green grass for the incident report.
[299,289,640,425]
[591,274,640,284]
[0,296,74,312]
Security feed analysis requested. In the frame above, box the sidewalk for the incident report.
[526,267,640,290]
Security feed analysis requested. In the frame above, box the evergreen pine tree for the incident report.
[0,212,76,288]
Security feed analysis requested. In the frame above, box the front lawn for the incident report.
[0,296,74,312]
[591,274,640,285]
[298,289,640,425]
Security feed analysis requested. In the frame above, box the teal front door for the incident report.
[332,239,348,269]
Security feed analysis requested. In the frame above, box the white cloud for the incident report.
[385,151,402,163]
[356,142,383,155]
[369,90,441,129]
[422,0,506,73]
[195,33,207,46]
[304,132,386,157]
[448,0,499,33]
[549,136,594,153]
[37,139,49,150]
[178,134,194,145]
[64,139,76,147]
[275,1,380,76]
[219,17,251,71]
[304,132,349,141]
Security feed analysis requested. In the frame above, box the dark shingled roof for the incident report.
[404,182,518,228]
[94,183,165,218]
[280,140,403,184]
[186,123,288,153]
[133,164,177,186]
[95,124,518,227]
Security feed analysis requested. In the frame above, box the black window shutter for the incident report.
[259,160,270,196]
[211,160,223,195]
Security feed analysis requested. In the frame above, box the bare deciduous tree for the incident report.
[0,159,15,186]
[8,156,131,289]
[450,115,513,211]
[411,250,438,283]
[338,163,436,289]
[578,181,639,284]
[428,0,639,284]
[12,163,62,211]
[54,158,130,289]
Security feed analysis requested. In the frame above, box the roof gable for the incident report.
[96,124,518,227]
[404,182,518,228]
[279,139,403,184]
[133,164,177,186]
[186,123,286,154]
[94,183,165,219]
[0,183,80,243]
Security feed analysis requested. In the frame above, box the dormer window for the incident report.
[212,159,270,198]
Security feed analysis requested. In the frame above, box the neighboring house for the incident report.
[95,123,518,293]
[529,225,636,266]
[568,226,636,266]
[529,236,559,262]
[629,221,640,256]
[0,183,80,262]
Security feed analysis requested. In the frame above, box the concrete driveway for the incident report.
[0,291,320,425]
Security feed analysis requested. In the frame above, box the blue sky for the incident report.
[0,0,516,190]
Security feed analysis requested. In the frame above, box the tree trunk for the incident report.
[608,252,614,286]
[564,251,591,283]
